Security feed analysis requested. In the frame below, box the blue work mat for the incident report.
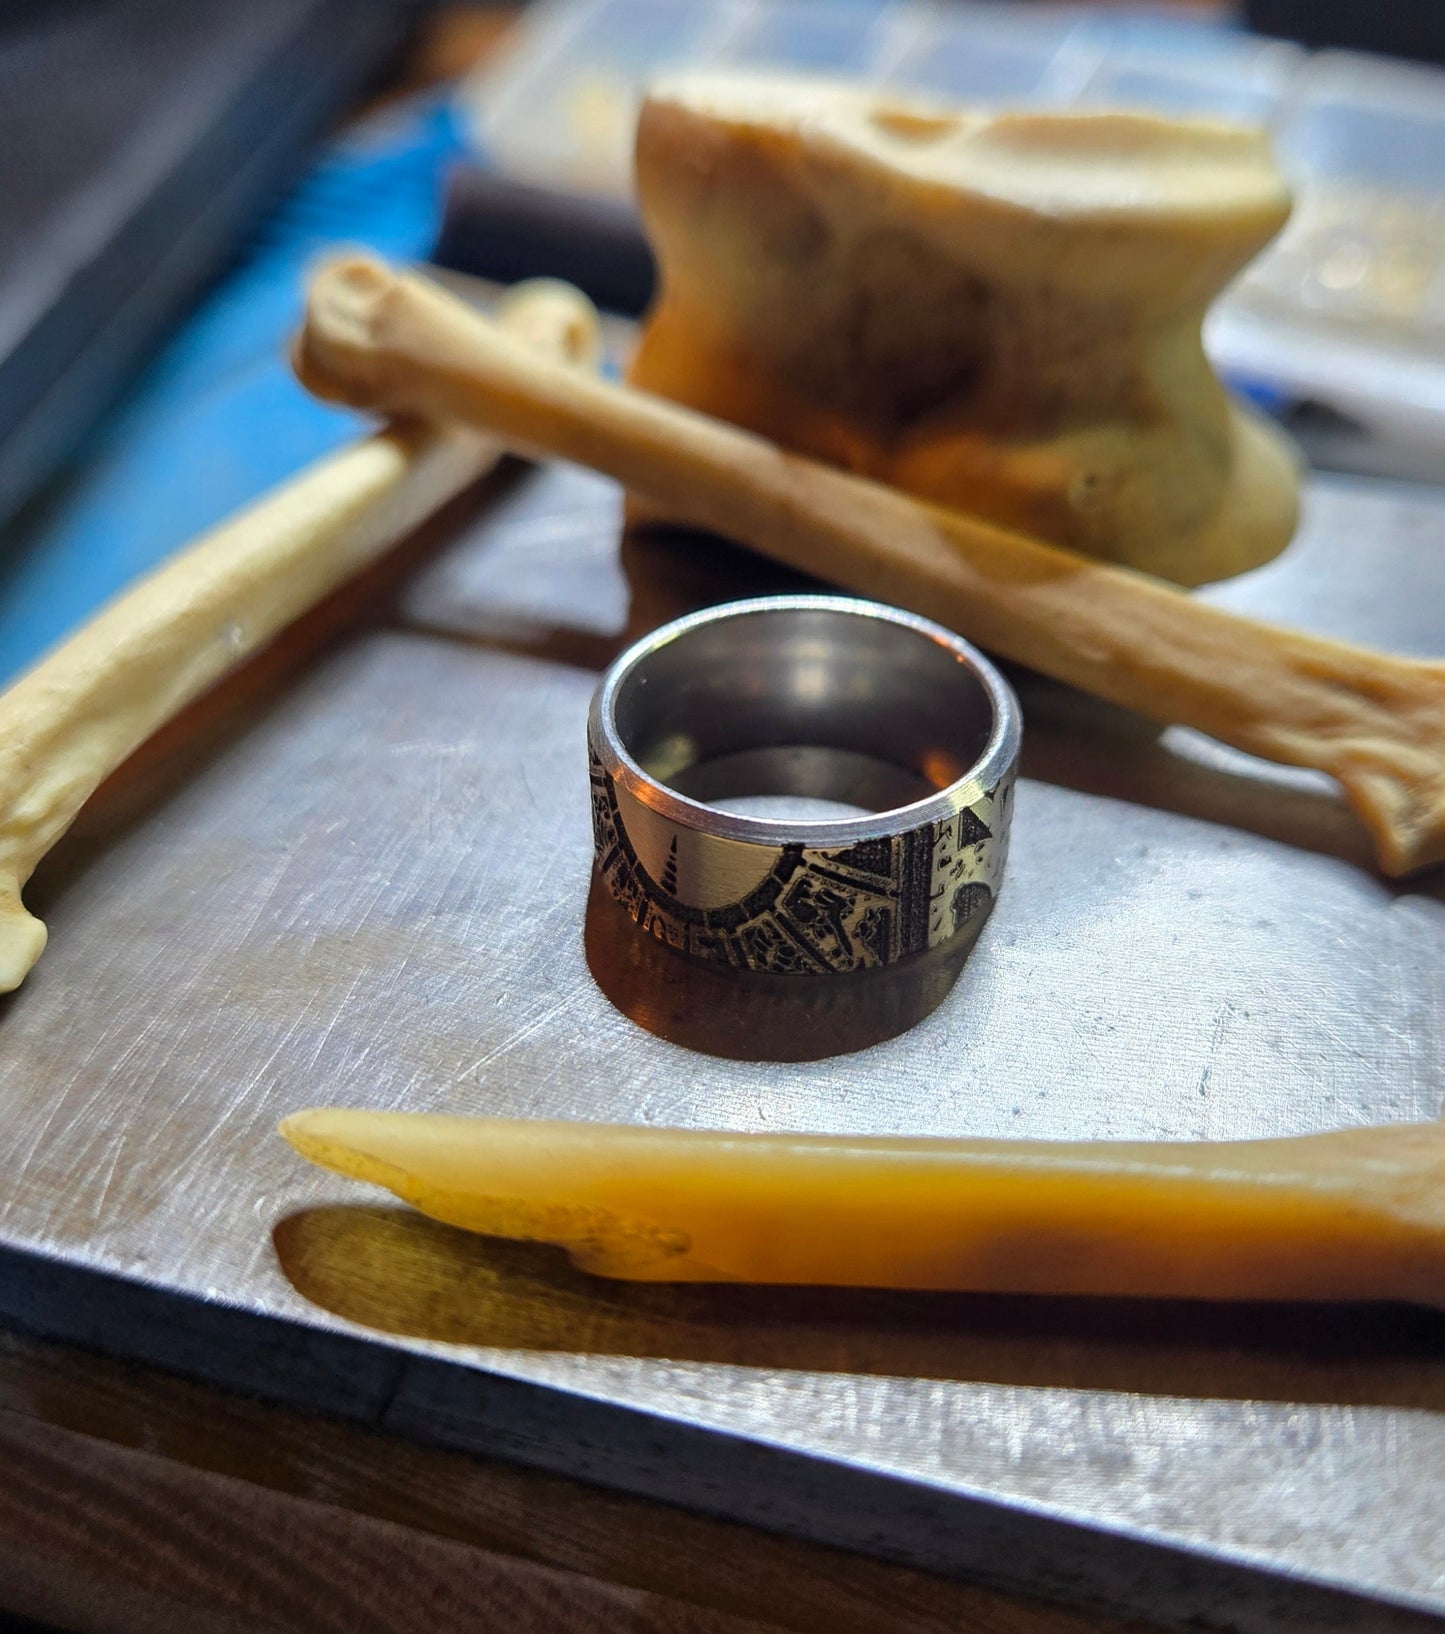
[0,97,464,686]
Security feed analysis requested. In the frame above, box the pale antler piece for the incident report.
[280,1109,1445,1308]
[0,279,601,994]
[292,256,1445,878]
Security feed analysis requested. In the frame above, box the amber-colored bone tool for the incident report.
[292,255,1445,880]
[0,279,600,994]
[280,1109,1445,1307]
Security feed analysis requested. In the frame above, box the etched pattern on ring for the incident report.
[590,753,1012,975]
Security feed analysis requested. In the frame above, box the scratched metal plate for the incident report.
[1,461,1443,1631]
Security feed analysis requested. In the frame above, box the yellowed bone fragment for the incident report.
[0,279,600,994]
[289,257,1445,876]
[628,75,1300,586]
[280,1109,1445,1309]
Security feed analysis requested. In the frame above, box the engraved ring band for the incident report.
[588,596,1021,975]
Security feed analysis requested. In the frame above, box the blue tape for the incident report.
[0,98,465,685]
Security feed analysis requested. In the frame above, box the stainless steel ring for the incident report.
[588,595,1021,975]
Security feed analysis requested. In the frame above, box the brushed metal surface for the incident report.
[1,460,1443,1628]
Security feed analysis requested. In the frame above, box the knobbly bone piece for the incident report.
[294,256,1445,878]
[280,1109,1445,1307]
[629,76,1301,586]
[0,279,600,994]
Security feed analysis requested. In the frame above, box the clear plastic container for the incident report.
[1073,35,1301,124]
[714,0,908,76]
[1274,51,1445,198]
[458,0,752,195]
[884,2,1097,105]
[1234,52,1445,345]
[461,0,1320,184]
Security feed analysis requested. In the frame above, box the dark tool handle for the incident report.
[433,166,656,317]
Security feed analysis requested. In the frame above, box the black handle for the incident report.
[433,166,657,317]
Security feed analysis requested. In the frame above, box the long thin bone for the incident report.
[0,280,601,994]
[294,255,1445,879]
[280,1109,1445,1307]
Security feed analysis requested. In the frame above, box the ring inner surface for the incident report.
[613,607,995,822]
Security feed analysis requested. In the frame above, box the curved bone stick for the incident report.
[0,279,601,994]
[280,1109,1445,1307]
[294,255,1445,879]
